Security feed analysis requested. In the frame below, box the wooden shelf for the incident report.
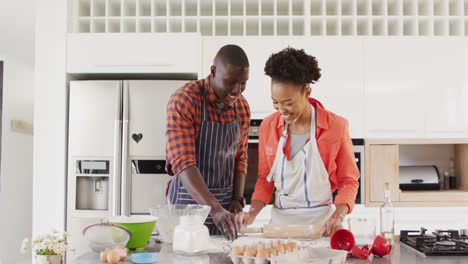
[365,139,468,206]
[366,138,468,145]
[366,190,468,206]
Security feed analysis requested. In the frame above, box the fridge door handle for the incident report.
[121,81,130,216]
[112,81,123,216]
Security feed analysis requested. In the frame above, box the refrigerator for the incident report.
[66,80,189,257]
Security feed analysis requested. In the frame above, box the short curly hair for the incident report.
[264,47,321,89]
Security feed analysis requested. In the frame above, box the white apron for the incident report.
[266,105,333,225]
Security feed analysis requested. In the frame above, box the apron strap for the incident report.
[201,80,207,122]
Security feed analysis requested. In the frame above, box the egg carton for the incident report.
[229,238,302,264]
[230,247,347,264]
[229,249,302,264]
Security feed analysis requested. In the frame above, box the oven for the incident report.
[244,119,364,205]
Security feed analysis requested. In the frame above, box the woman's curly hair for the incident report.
[264,47,321,89]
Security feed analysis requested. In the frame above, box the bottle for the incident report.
[444,170,450,190]
[380,182,394,244]
[449,157,456,189]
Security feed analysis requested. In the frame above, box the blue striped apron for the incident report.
[266,105,333,225]
[167,81,240,235]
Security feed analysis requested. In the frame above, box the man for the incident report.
[165,45,250,240]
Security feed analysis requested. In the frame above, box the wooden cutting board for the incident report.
[240,224,323,239]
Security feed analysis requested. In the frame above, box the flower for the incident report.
[20,238,29,254]
[20,230,74,256]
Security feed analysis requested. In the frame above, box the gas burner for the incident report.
[432,229,459,239]
[434,241,457,247]
[460,229,468,236]
[400,227,468,256]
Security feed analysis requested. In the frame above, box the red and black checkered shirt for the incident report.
[165,76,250,177]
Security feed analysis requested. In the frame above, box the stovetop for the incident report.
[400,228,468,256]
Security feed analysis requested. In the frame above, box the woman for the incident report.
[242,47,360,237]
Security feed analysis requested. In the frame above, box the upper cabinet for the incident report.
[363,38,468,138]
[364,38,427,138]
[67,33,201,74]
[425,80,468,138]
[423,39,468,138]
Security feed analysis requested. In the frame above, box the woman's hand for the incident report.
[321,204,349,237]
[321,215,344,237]
[240,211,257,226]
[240,200,266,226]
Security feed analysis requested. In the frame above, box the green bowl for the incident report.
[109,215,157,249]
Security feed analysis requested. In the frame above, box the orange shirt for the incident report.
[251,98,360,213]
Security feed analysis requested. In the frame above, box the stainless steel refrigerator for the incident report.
[66,80,188,256]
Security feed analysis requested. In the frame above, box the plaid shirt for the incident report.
[165,76,250,177]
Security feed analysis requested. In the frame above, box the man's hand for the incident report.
[211,207,238,241]
[227,200,243,214]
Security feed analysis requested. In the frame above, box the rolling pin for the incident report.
[240,224,323,239]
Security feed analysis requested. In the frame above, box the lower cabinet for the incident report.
[367,144,400,203]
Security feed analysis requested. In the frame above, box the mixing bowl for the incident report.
[149,204,210,243]
[83,219,132,253]
[109,215,157,249]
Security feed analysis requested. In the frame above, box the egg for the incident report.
[100,248,111,262]
[269,240,275,248]
[106,250,121,264]
[288,242,299,251]
[267,248,277,256]
[113,246,128,260]
[256,249,269,258]
[275,245,285,255]
[284,244,293,252]
[232,246,245,256]
[244,248,257,257]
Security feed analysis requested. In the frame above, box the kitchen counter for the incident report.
[74,237,468,264]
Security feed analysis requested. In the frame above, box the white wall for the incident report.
[33,0,68,246]
[0,1,35,263]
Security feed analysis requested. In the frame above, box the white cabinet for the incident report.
[423,39,468,138]
[67,33,201,74]
[363,38,468,138]
[364,80,425,138]
[364,38,428,138]
[201,37,283,116]
[364,38,440,81]
[425,80,468,138]
[281,38,365,138]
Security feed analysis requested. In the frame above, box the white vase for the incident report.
[35,255,62,264]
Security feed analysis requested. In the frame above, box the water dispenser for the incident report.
[75,160,110,210]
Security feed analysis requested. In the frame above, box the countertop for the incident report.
[74,236,468,264]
